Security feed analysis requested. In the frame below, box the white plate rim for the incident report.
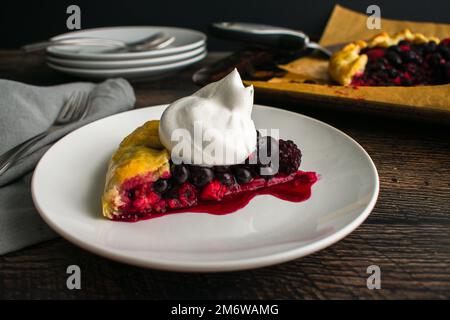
[46,46,206,69]
[31,105,379,272]
[47,51,207,76]
[47,26,206,60]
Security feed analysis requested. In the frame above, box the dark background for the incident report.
[1,0,449,50]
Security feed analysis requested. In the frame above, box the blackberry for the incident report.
[278,139,302,174]
[386,51,402,66]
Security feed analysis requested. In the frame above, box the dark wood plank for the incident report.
[0,50,449,299]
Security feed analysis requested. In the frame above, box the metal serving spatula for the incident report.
[210,22,331,57]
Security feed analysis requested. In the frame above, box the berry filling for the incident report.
[351,38,450,86]
[112,137,318,222]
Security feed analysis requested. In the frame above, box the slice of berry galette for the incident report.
[102,70,318,222]
[329,29,450,86]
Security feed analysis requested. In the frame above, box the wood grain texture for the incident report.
[0,51,449,299]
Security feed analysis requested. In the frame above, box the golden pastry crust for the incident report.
[328,29,441,85]
[329,40,368,85]
[102,120,170,219]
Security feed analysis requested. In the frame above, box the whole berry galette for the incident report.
[329,29,450,86]
[102,70,318,222]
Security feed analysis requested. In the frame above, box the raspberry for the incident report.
[167,198,182,209]
[200,180,227,201]
[399,44,411,52]
[132,191,160,212]
[441,38,450,46]
[152,200,167,213]
[178,183,197,207]
[366,48,385,60]
[278,139,302,174]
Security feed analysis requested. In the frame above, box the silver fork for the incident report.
[0,91,91,176]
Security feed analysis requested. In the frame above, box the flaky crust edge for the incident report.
[328,29,441,85]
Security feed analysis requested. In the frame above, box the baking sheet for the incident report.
[246,5,450,121]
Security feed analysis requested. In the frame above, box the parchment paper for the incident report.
[246,5,450,116]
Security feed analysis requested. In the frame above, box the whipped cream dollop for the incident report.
[159,69,257,166]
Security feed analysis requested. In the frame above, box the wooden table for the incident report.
[1,51,449,299]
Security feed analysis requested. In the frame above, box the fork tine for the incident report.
[70,91,90,121]
[78,92,91,120]
[63,91,84,121]
[55,91,91,125]
[58,92,77,120]
[70,92,87,122]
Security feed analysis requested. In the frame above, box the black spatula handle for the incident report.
[210,22,309,50]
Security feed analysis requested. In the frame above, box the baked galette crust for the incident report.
[329,29,441,85]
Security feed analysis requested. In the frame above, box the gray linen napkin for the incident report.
[0,78,135,254]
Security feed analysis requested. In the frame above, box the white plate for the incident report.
[32,105,379,272]
[47,51,207,79]
[47,26,206,61]
[46,46,206,69]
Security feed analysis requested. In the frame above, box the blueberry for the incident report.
[416,55,423,64]
[387,68,399,78]
[386,51,402,66]
[371,62,386,71]
[165,185,179,199]
[379,57,389,65]
[127,190,135,199]
[403,51,421,64]
[439,45,450,60]
[412,44,425,55]
[217,172,235,186]
[402,78,413,86]
[430,53,444,66]
[190,166,214,187]
[445,62,450,80]
[213,166,229,173]
[425,41,437,53]
[244,152,258,165]
[388,45,402,54]
[405,63,418,74]
[153,179,169,193]
[398,40,410,46]
[260,163,277,179]
[234,167,253,184]
[374,71,389,81]
[172,165,189,184]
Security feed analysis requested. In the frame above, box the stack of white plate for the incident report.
[46,26,207,80]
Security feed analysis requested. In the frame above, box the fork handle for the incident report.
[22,38,126,52]
[0,131,48,176]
